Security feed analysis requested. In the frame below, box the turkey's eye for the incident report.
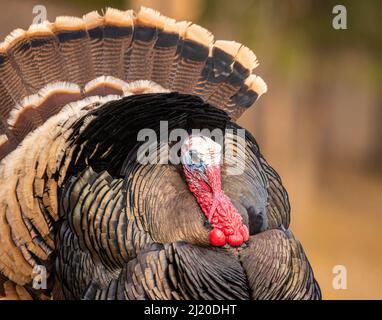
[183,150,206,172]
[190,150,204,168]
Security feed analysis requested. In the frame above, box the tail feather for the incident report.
[83,11,105,78]
[8,95,43,142]
[206,45,258,109]
[7,83,81,142]
[102,8,134,79]
[0,46,29,109]
[4,29,46,93]
[0,79,16,120]
[167,21,190,89]
[28,22,69,86]
[150,17,180,88]
[0,6,266,161]
[35,83,82,121]
[170,24,213,94]
[84,76,127,97]
[126,7,162,82]
[52,16,94,86]
[194,40,241,100]
[228,75,267,120]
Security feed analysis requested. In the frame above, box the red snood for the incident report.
[183,165,249,247]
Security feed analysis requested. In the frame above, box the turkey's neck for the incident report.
[183,165,249,247]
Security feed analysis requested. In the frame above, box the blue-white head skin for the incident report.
[181,135,222,169]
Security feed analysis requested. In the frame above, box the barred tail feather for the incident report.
[126,7,163,82]
[52,16,94,86]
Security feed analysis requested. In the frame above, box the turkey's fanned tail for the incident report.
[0,6,266,161]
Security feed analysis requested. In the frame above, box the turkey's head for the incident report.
[181,135,249,247]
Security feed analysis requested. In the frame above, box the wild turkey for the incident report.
[0,7,321,300]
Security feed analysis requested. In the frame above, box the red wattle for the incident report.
[183,164,249,247]
[209,228,226,246]
[227,232,244,247]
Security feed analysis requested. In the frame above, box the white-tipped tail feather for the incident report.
[246,74,268,96]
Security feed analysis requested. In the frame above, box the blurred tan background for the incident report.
[0,0,381,300]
